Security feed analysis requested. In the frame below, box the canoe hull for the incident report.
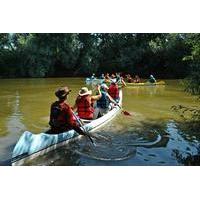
[85,78,117,85]
[126,81,165,87]
[85,78,104,85]
[11,90,123,166]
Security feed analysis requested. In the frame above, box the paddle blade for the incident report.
[122,110,132,116]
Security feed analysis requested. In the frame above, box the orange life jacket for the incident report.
[76,95,94,119]
[108,84,119,100]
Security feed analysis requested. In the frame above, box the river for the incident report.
[0,78,199,165]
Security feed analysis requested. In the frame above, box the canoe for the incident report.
[85,78,104,85]
[11,90,123,166]
[85,78,117,85]
[126,81,165,87]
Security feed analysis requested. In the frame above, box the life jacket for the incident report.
[108,84,119,100]
[97,91,110,109]
[49,101,76,131]
[76,95,94,119]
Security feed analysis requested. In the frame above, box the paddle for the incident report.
[117,105,132,116]
[72,111,94,144]
[122,110,132,116]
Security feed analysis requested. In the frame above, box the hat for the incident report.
[111,80,117,85]
[101,83,109,90]
[55,86,71,99]
[79,87,92,96]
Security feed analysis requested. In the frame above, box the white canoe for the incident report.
[85,78,104,85]
[85,78,117,85]
[11,90,123,166]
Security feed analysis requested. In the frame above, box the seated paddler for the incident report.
[48,86,86,135]
[73,86,102,120]
[95,84,119,118]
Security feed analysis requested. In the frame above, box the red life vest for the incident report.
[49,101,76,131]
[76,95,94,119]
[108,84,119,99]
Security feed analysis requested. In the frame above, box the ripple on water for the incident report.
[25,130,165,165]
[73,137,137,161]
[68,131,163,162]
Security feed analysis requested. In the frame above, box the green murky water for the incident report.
[0,78,199,165]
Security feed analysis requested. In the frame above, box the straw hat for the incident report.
[79,87,92,96]
[55,86,71,99]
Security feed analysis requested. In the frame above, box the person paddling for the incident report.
[48,86,86,135]
[95,84,118,118]
[91,73,96,79]
[108,81,120,102]
[105,73,110,82]
[126,74,133,83]
[148,74,156,83]
[73,86,102,120]
[116,73,126,86]
[100,73,105,79]
[133,75,141,83]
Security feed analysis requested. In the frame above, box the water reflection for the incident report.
[0,91,26,164]
[126,85,165,96]
[6,91,26,133]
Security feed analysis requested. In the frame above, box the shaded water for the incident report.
[0,78,199,165]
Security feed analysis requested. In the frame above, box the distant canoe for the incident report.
[85,78,116,85]
[85,78,104,85]
[126,81,166,87]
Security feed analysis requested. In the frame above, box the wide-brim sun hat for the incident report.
[55,86,71,98]
[79,87,92,96]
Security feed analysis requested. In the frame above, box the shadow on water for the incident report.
[172,147,200,166]
[21,119,168,166]
[24,144,82,166]
[0,159,11,166]
[0,143,15,166]
[20,118,200,166]
[169,120,200,166]
[8,110,200,166]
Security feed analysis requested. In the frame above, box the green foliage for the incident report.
[182,34,200,95]
[171,103,200,134]
[182,67,200,95]
[0,33,197,78]
[171,34,200,133]
[171,104,200,122]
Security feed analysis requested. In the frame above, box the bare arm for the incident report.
[91,85,102,101]
[72,98,78,111]
[121,79,126,87]
[107,93,118,105]
[72,103,77,111]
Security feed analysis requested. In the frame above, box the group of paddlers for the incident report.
[48,79,124,135]
[126,74,141,83]
[91,72,125,84]
[91,72,156,84]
